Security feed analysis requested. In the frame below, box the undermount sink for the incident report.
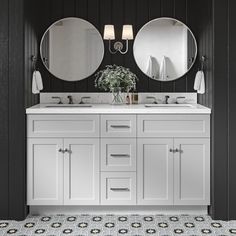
[45,104,92,108]
[144,104,194,108]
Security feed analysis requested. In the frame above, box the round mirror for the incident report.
[133,17,197,81]
[40,17,104,81]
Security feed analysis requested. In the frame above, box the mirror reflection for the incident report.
[40,17,104,81]
[133,17,197,81]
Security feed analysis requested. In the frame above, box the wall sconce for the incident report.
[103,24,133,54]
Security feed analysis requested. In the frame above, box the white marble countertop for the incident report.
[26,103,211,114]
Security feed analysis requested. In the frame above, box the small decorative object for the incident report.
[95,65,138,105]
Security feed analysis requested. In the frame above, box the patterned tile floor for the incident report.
[0,214,236,236]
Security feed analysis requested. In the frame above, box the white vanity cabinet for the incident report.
[27,111,210,207]
[27,115,100,205]
[137,115,210,206]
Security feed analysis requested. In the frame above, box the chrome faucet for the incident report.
[164,95,170,104]
[79,96,91,104]
[67,95,74,104]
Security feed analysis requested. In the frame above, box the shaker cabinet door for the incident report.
[64,139,99,205]
[174,138,210,205]
[27,138,64,205]
[137,139,174,205]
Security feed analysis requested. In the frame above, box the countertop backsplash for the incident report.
[40,93,197,105]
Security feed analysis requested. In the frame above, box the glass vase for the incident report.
[111,87,123,105]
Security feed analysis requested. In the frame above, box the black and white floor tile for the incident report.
[0,215,236,236]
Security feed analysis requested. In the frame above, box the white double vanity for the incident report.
[27,15,211,215]
[26,101,211,214]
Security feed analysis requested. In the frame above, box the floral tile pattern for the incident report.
[0,214,236,236]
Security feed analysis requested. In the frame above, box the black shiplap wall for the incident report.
[211,0,236,220]
[25,0,213,100]
[0,0,28,220]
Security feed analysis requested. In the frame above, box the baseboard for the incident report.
[30,205,208,216]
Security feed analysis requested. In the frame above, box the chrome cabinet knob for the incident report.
[64,148,71,154]
[58,148,64,153]
[174,148,179,153]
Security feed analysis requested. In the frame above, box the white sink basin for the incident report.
[144,104,194,108]
[46,104,92,108]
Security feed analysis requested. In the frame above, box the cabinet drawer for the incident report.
[101,139,136,171]
[138,115,210,137]
[27,115,99,137]
[101,115,136,137]
[101,172,136,205]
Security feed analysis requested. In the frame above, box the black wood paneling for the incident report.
[0,0,9,219]
[211,0,229,220]
[25,0,213,93]
[228,0,236,220]
[0,0,28,220]
[8,0,28,220]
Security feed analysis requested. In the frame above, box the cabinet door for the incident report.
[137,139,174,205]
[174,138,210,205]
[64,139,99,205]
[27,139,63,205]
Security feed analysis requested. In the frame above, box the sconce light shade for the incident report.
[103,25,115,40]
[122,25,133,40]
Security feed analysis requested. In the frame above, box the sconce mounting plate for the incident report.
[114,42,123,51]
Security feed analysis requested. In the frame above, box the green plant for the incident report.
[95,65,138,92]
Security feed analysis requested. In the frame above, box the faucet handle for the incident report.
[79,96,91,104]
[52,96,63,104]
[164,95,170,104]
[146,96,158,104]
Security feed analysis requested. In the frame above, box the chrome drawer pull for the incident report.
[110,188,130,192]
[110,154,130,158]
[110,125,130,128]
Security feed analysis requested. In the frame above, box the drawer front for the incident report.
[101,172,136,205]
[101,115,136,137]
[101,139,136,171]
[27,115,99,137]
[138,115,210,137]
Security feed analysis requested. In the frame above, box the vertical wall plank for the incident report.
[111,0,124,66]
[228,0,236,220]
[8,0,28,220]
[0,0,9,219]
[211,0,229,220]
